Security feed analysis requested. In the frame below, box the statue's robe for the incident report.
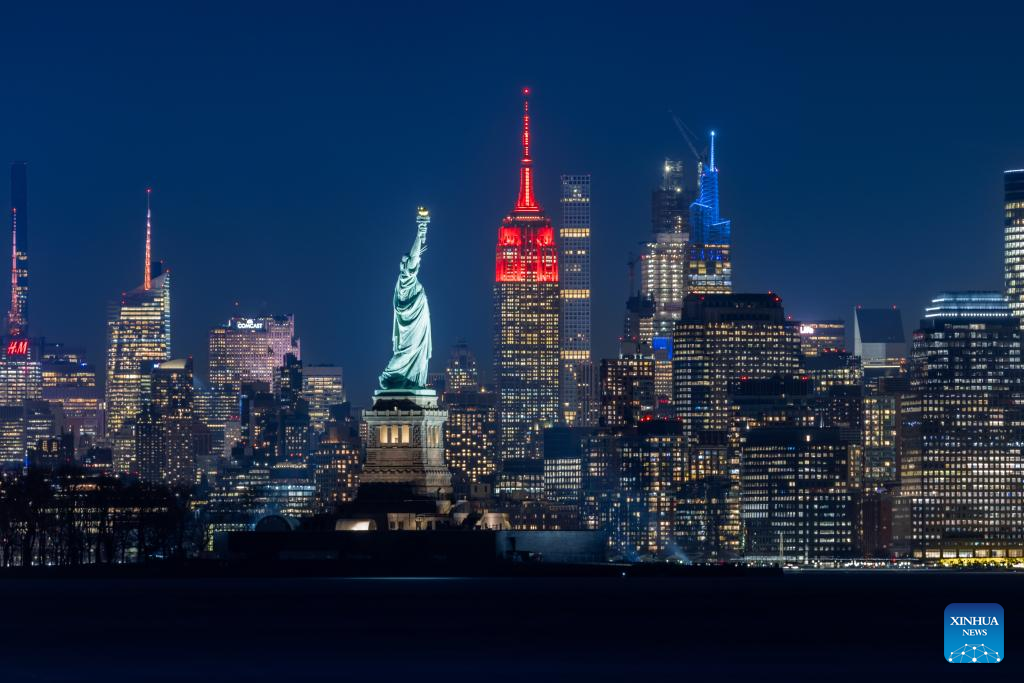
[378,255,431,390]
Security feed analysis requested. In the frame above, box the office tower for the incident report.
[134,404,164,483]
[853,306,905,378]
[443,388,499,495]
[620,421,687,558]
[599,355,655,428]
[0,405,24,467]
[862,389,899,488]
[41,355,102,449]
[673,293,803,558]
[622,292,655,354]
[443,341,479,395]
[1005,169,1024,321]
[493,89,560,459]
[105,191,171,472]
[641,160,693,416]
[803,350,862,394]
[894,292,1024,561]
[302,365,345,434]
[640,233,687,338]
[207,314,300,446]
[792,319,846,356]
[640,232,685,415]
[651,159,692,235]
[311,405,363,511]
[150,358,195,486]
[673,293,801,436]
[559,174,595,427]
[0,345,42,405]
[687,133,732,294]
[541,426,592,528]
[7,162,28,338]
[741,427,855,561]
[276,353,310,466]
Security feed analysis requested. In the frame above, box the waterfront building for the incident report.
[741,427,855,561]
[893,292,1024,561]
[493,89,560,459]
[673,292,803,557]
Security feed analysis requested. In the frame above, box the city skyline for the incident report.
[1,4,1020,397]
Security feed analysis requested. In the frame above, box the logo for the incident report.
[5,339,29,356]
[945,603,1003,663]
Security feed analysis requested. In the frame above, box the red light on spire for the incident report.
[515,87,539,212]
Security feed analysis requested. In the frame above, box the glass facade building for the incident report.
[894,292,1024,561]
[559,174,595,427]
[105,269,171,473]
[1004,169,1024,322]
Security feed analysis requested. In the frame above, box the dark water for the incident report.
[2,571,1021,681]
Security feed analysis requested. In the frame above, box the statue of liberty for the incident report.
[378,207,433,391]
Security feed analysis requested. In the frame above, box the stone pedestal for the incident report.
[359,389,452,500]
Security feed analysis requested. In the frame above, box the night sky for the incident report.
[2,2,1022,400]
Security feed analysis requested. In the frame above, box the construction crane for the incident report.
[668,110,705,163]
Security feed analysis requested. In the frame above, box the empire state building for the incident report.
[493,89,560,461]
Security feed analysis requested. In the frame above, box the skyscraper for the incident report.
[443,388,499,494]
[302,365,345,434]
[853,306,905,378]
[641,160,694,417]
[687,132,732,294]
[443,341,479,395]
[559,174,594,426]
[207,314,300,447]
[673,293,803,557]
[741,427,855,561]
[494,89,560,460]
[651,159,691,235]
[105,191,171,473]
[7,162,28,338]
[1005,169,1024,322]
[149,358,195,486]
[894,292,1024,561]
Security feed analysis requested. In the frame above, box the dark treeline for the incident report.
[0,467,198,568]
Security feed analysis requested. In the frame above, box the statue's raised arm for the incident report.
[378,207,433,391]
[406,207,428,271]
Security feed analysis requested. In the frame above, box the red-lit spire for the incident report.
[515,87,540,212]
[144,188,152,290]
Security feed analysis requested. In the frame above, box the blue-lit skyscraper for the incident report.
[559,174,595,426]
[688,132,732,293]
